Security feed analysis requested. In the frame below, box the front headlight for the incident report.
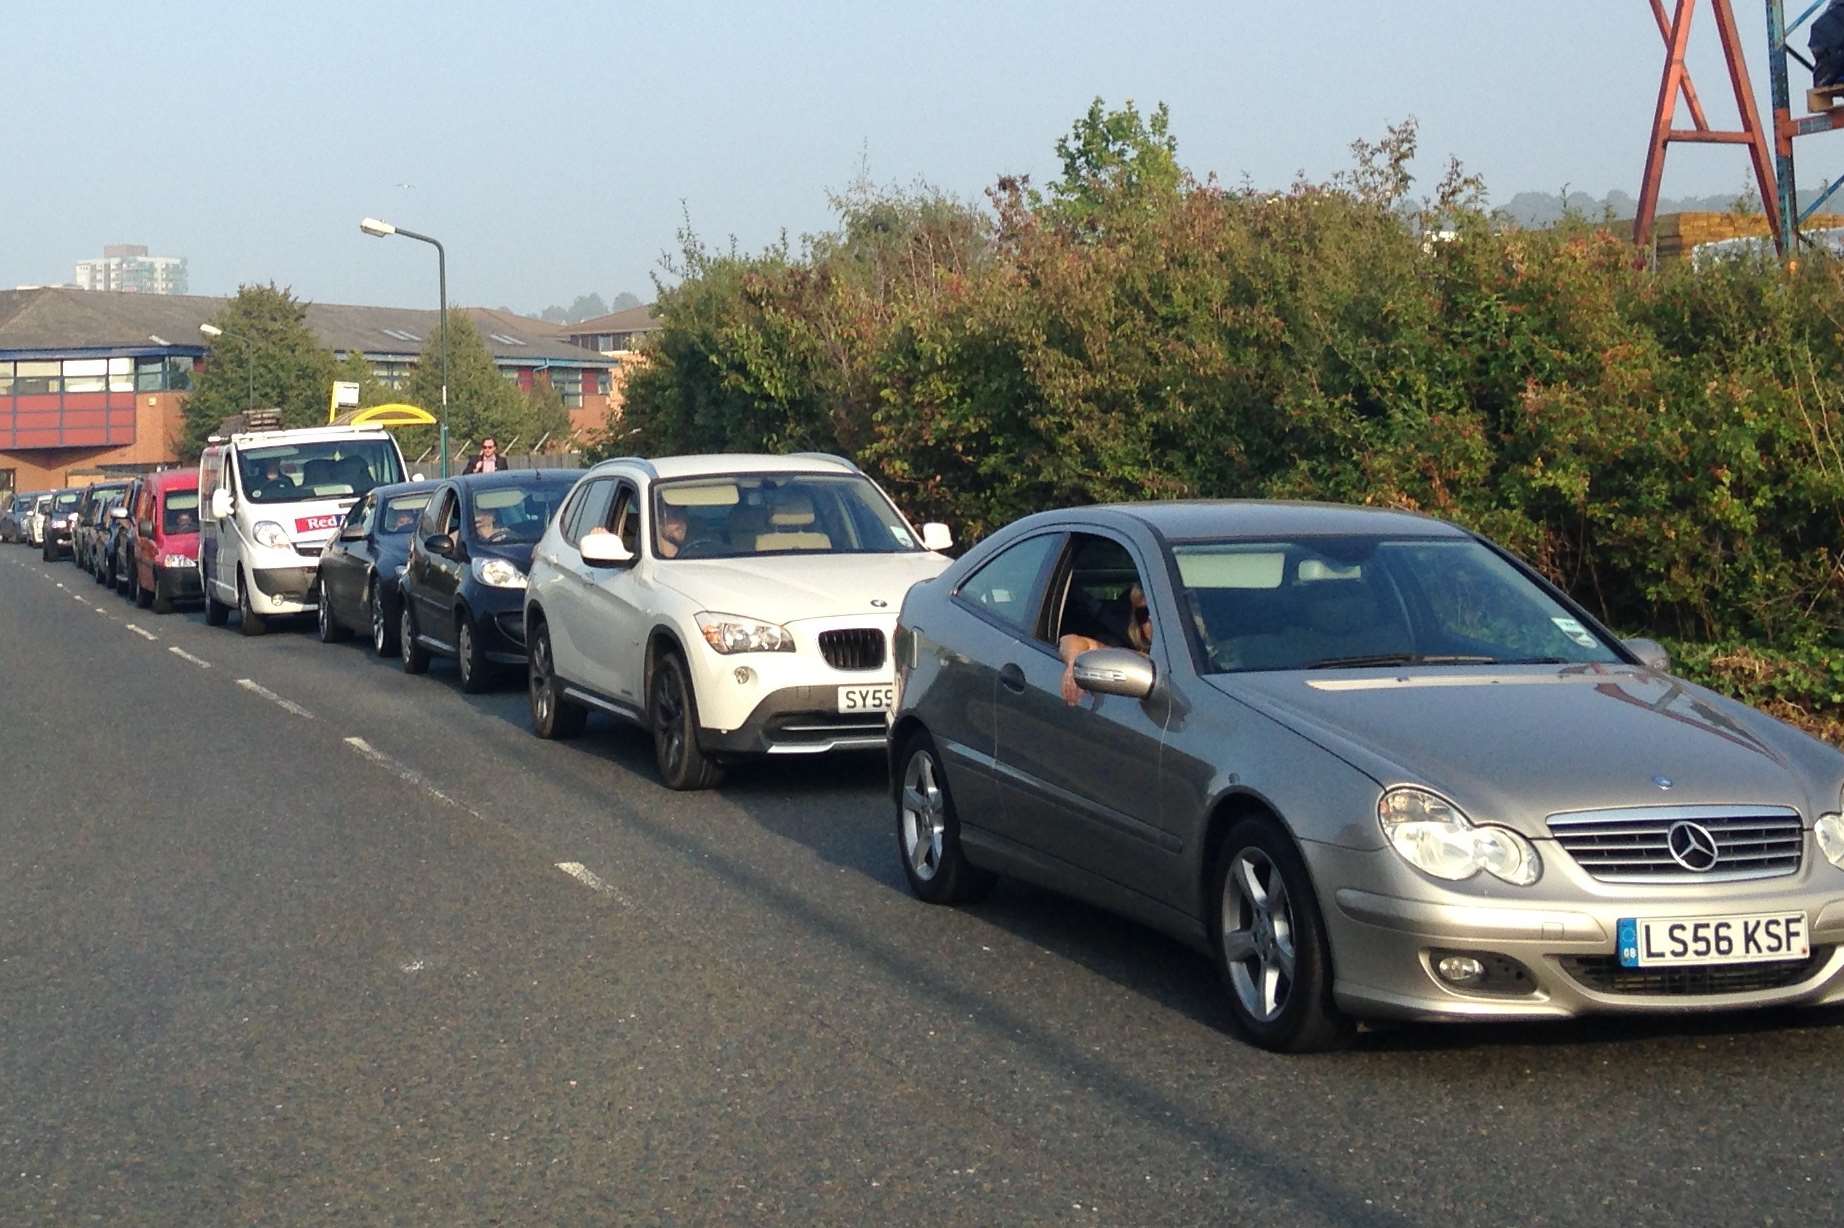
[695,611,795,654]
[252,520,290,550]
[1378,787,1542,886]
[472,557,527,589]
[1818,786,1844,870]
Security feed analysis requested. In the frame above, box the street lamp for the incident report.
[359,216,449,476]
[198,322,254,410]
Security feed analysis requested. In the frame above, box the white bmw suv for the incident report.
[523,453,954,789]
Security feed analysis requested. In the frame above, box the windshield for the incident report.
[379,492,433,536]
[54,491,80,509]
[161,491,200,534]
[237,439,403,503]
[652,473,922,560]
[468,483,568,545]
[1174,536,1624,673]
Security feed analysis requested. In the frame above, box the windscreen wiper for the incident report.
[1303,653,1499,669]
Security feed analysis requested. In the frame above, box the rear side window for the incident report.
[956,533,1060,635]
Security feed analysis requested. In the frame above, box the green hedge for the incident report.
[598,111,1844,742]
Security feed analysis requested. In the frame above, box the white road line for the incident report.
[342,736,484,819]
[235,678,315,719]
[554,862,635,908]
[92,605,109,616]
[71,593,87,604]
[169,646,211,668]
[125,624,158,641]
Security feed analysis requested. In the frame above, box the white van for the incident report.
[197,424,410,635]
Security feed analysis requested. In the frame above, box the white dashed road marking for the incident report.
[555,862,634,908]
[343,736,480,817]
[235,678,315,719]
[125,625,158,641]
[71,594,87,604]
[169,646,211,668]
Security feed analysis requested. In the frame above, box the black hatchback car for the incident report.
[314,480,440,657]
[398,470,575,691]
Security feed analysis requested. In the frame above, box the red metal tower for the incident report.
[1633,0,1781,254]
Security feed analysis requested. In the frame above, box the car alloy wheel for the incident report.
[401,603,428,674]
[316,579,333,641]
[893,733,992,904]
[528,624,587,740]
[370,582,392,656]
[457,615,490,693]
[1221,847,1297,1025]
[649,652,722,790]
[900,750,947,882]
[1213,819,1351,1053]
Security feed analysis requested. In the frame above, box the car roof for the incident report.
[598,453,860,481]
[371,479,442,500]
[446,468,580,490]
[143,469,198,491]
[1031,499,1469,540]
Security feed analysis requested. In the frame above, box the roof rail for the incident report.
[595,455,659,478]
[790,451,861,473]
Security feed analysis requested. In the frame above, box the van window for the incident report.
[236,439,403,503]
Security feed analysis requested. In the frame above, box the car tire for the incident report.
[149,574,172,614]
[237,573,268,637]
[133,566,150,609]
[1212,818,1353,1054]
[895,730,995,905]
[650,651,723,790]
[93,547,109,585]
[528,622,587,740]
[316,576,349,644]
[204,573,230,625]
[456,611,492,694]
[400,601,429,674]
[369,579,398,658]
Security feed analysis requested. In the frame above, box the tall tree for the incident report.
[567,293,609,322]
[609,290,643,311]
[398,312,528,461]
[181,284,337,455]
[1041,97,1183,224]
[523,373,573,451]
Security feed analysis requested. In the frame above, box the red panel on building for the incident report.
[0,392,136,448]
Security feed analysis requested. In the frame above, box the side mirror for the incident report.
[1073,647,1156,700]
[209,488,234,520]
[579,532,635,568]
[409,472,425,482]
[920,522,953,552]
[424,533,455,557]
[1623,637,1671,673]
[138,519,154,537]
[109,505,128,521]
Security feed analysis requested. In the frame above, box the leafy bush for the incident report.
[597,104,1844,740]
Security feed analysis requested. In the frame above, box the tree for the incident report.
[331,350,393,413]
[523,373,573,451]
[609,290,642,311]
[399,312,528,462]
[181,284,337,455]
[1040,97,1183,224]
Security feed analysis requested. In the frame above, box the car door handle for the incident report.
[999,663,1027,694]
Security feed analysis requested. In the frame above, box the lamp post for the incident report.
[197,322,254,410]
[359,217,448,477]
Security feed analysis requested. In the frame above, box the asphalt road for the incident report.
[4,547,1843,1226]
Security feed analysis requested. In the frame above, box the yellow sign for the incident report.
[327,402,438,428]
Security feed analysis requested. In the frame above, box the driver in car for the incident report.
[655,503,689,558]
[1057,583,1154,704]
[472,508,499,540]
[384,505,420,534]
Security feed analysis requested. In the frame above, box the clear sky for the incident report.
[1,1,1816,312]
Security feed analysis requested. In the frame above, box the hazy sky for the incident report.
[3,1,1814,312]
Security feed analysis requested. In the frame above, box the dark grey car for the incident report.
[889,501,1844,1051]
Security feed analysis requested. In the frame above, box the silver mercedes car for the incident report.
[888,502,1844,1051]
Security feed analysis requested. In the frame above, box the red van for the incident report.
[127,470,202,613]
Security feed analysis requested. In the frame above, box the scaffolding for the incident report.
[1637,1,1844,257]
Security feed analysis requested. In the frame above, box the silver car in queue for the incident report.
[888,501,1844,1052]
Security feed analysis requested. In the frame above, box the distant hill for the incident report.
[1494,187,1843,226]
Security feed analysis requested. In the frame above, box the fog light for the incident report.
[1436,955,1486,986]
[733,666,754,685]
